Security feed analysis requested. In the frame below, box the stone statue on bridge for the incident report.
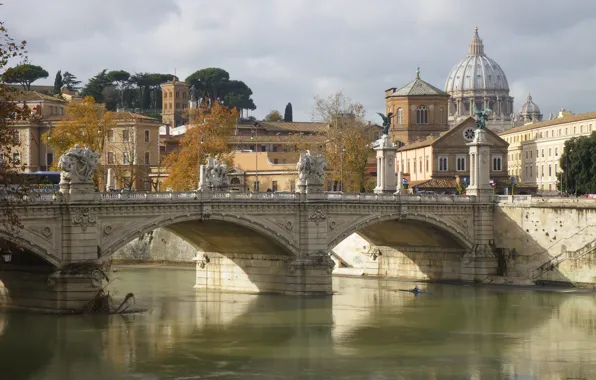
[200,157,229,190]
[297,150,327,192]
[58,144,100,185]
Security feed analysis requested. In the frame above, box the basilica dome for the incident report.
[444,28,509,93]
[443,28,514,132]
[518,93,542,122]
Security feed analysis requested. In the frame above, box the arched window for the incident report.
[439,107,444,123]
[416,106,428,124]
[230,177,241,185]
[397,108,403,124]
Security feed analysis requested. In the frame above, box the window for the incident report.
[492,156,502,171]
[416,106,428,124]
[107,130,114,142]
[272,181,278,192]
[397,108,403,124]
[290,180,295,192]
[108,152,114,164]
[548,165,552,177]
[548,148,551,157]
[425,156,429,172]
[525,166,529,179]
[254,181,259,192]
[144,130,150,143]
[525,151,528,159]
[123,152,130,164]
[541,165,544,178]
[413,158,416,174]
[122,129,130,142]
[46,152,54,167]
[456,156,466,171]
[261,145,266,152]
[440,107,444,123]
[530,166,533,178]
[530,151,532,159]
[273,158,279,164]
[144,152,150,165]
[438,156,448,171]
[175,92,179,99]
[12,152,20,165]
[419,159,422,173]
[13,130,19,144]
[555,163,558,173]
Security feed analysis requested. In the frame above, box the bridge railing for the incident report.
[14,190,475,204]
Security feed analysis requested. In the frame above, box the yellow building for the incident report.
[385,68,450,145]
[229,152,299,192]
[6,91,67,172]
[104,112,162,191]
[499,110,596,194]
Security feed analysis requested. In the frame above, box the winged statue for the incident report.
[377,112,394,135]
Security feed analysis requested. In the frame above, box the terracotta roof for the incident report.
[411,177,537,190]
[499,112,596,136]
[111,112,160,123]
[387,77,449,97]
[11,91,65,103]
[248,121,327,133]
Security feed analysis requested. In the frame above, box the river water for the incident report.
[1,267,596,380]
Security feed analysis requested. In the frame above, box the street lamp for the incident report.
[340,147,345,192]
[251,123,259,192]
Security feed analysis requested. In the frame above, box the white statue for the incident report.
[297,150,327,186]
[203,157,228,190]
[58,144,100,184]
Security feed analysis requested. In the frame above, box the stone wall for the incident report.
[494,199,596,284]
[113,228,197,263]
[377,246,464,280]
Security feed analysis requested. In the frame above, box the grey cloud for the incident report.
[4,0,596,121]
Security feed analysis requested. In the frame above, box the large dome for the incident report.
[444,28,509,93]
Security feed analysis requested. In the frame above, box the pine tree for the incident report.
[53,70,63,95]
[284,102,293,122]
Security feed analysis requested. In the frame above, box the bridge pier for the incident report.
[193,252,334,295]
[0,263,105,313]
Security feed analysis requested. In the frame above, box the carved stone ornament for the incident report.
[285,221,293,231]
[58,144,100,184]
[481,151,489,165]
[42,226,52,237]
[72,207,97,231]
[103,224,113,236]
[200,157,229,190]
[202,205,212,220]
[197,253,210,269]
[297,151,327,186]
[309,207,327,226]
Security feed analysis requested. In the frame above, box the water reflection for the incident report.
[0,268,594,379]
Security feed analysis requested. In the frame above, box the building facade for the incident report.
[444,28,515,133]
[500,111,596,194]
[395,117,519,194]
[104,112,162,191]
[385,69,450,145]
[6,91,68,172]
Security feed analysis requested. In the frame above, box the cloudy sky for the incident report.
[3,0,596,122]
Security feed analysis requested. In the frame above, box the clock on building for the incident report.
[463,127,476,141]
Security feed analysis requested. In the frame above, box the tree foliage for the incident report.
[163,102,238,191]
[284,102,293,122]
[264,110,283,122]
[62,71,81,91]
[44,96,116,186]
[107,70,131,108]
[560,132,596,195]
[80,69,112,104]
[53,70,62,95]
[311,92,375,192]
[0,18,28,229]
[185,68,256,112]
[2,63,48,91]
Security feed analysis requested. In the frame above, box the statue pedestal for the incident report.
[466,129,492,202]
[374,135,397,194]
[69,182,99,202]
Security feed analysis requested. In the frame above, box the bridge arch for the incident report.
[0,229,61,267]
[100,213,298,260]
[327,213,474,253]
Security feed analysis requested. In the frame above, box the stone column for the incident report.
[374,135,397,194]
[462,128,497,281]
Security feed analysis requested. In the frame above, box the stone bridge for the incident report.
[0,189,496,312]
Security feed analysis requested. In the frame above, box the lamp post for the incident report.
[251,124,259,192]
[340,147,345,192]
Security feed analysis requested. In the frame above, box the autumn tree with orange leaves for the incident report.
[0,18,28,229]
[44,96,116,187]
[163,102,238,191]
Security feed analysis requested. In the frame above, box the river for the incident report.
[0,266,595,379]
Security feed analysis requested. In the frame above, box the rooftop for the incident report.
[387,68,449,97]
[11,91,66,103]
[500,111,596,136]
